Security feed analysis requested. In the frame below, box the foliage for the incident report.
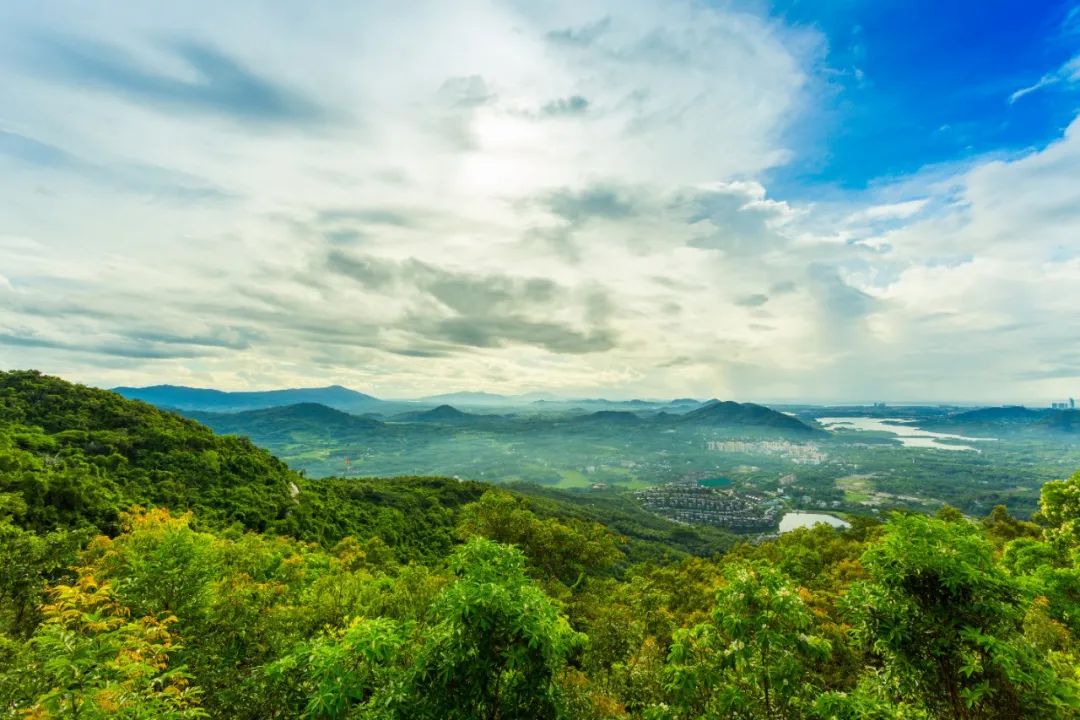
[399,538,585,720]
[0,370,296,535]
[660,561,830,719]
[457,491,621,587]
[1,372,1079,719]
[17,573,204,719]
[849,513,1078,718]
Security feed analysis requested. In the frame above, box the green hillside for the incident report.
[0,370,296,534]
[1,371,1079,719]
[187,403,385,442]
[676,399,820,433]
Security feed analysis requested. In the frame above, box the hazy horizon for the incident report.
[100,376,1070,409]
[2,2,1078,402]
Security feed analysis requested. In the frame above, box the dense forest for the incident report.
[1,370,1078,718]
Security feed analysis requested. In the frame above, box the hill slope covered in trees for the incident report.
[1,370,1079,719]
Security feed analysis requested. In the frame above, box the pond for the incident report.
[779,512,851,533]
[698,476,732,488]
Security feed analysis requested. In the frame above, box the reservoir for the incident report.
[817,416,995,452]
[779,512,851,533]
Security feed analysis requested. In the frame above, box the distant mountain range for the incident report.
[418,391,560,406]
[115,380,820,436]
[122,382,1079,437]
[113,383,710,416]
[179,395,817,441]
[115,384,382,413]
[926,406,1079,433]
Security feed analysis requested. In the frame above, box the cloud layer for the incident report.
[0,1,1077,402]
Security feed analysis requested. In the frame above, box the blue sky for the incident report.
[772,0,1080,191]
[0,1,1078,401]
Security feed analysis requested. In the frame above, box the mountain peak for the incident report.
[678,400,816,433]
[427,404,467,417]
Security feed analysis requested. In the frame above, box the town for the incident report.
[634,480,781,532]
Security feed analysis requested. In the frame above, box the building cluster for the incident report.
[705,439,827,464]
[1050,398,1076,410]
[635,484,779,532]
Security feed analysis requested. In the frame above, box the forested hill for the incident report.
[1,369,297,533]
[2,369,1080,719]
[0,370,734,561]
[187,402,386,440]
[675,399,819,433]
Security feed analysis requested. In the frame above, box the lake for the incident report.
[817,416,995,452]
[779,512,851,533]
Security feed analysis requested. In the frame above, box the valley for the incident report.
[116,386,1080,527]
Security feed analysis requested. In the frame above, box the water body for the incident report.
[779,512,851,533]
[698,476,732,488]
[818,417,995,452]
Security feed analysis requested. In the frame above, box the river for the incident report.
[817,416,996,452]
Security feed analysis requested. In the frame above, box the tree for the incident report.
[1038,470,1080,551]
[268,617,405,720]
[400,538,585,720]
[660,560,830,719]
[849,514,1078,719]
[457,491,621,588]
[18,573,204,719]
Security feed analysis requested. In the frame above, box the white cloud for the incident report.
[0,2,1077,402]
[848,199,928,223]
[1008,53,1080,103]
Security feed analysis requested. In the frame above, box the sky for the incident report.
[1,0,1079,403]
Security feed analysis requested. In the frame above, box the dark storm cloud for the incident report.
[30,35,329,124]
